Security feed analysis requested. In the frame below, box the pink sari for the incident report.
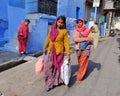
[50,22,64,71]
[44,22,64,89]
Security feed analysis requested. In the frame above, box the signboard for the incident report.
[104,1,114,9]
[93,0,100,7]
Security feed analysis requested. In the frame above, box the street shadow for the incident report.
[68,64,78,87]
[117,37,120,63]
[68,60,101,87]
[83,60,101,80]
[119,56,120,63]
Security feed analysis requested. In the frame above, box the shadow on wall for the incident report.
[0,20,8,47]
[69,60,101,87]
[9,0,25,8]
[0,20,8,38]
[66,18,76,43]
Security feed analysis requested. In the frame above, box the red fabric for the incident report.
[76,24,86,34]
[17,22,29,53]
[18,22,29,38]
[76,18,90,37]
[18,36,27,53]
[76,55,89,81]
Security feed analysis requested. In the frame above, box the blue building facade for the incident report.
[0,0,25,52]
[0,0,8,46]
[57,0,85,18]
[0,0,85,53]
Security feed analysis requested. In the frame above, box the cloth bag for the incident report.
[61,59,71,86]
[35,55,44,75]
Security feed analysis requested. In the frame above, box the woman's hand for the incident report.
[66,55,70,62]
[87,37,93,43]
[43,49,47,54]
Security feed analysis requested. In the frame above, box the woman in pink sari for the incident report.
[73,18,93,82]
[43,16,70,92]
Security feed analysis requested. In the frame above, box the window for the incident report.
[115,10,120,17]
[114,0,120,8]
[38,0,57,16]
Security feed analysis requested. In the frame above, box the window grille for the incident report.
[38,0,57,16]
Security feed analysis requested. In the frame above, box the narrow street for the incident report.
[0,36,120,96]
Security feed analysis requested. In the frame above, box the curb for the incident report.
[0,57,26,72]
[0,51,43,72]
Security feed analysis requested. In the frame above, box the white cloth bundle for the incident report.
[61,59,71,86]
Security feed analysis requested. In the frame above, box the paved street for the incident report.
[0,36,120,96]
[0,50,19,64]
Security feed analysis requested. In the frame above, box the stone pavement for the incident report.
[0,50,19,64]
[0,36,119,96]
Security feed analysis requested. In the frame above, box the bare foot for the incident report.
[76,80,81,83]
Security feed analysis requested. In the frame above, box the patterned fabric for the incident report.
[50,21,59,41]
[49,22,60,71]
[44,53,64,88]
[76,49,90,56]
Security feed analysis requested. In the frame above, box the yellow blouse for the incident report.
[44,29,70,55]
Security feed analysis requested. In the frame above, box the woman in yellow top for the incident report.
[43,15,70,92]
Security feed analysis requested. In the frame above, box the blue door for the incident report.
[76,7,80,19]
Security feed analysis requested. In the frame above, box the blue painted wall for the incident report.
[57,0,85,43]
[6,0,25,39]
[57,0,69,17]
[9,0,25,8]
[6,5,25,40]
[0,0,8,20]
[25,0,38,13]
[57,0,85,18]
[0,0,25,42]
[0,0,85,53]
[0,0,25,50]
[0,0,8,46]
[27,14,56,53]
[0,20,8,38]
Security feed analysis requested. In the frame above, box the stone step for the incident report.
[6,38,18,46]
[26,13,39,20]
[26,13,40,32]
[2,45,18,53]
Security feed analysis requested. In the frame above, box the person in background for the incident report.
[73,18,93,82]
[43,15,70,92]
[17,19,30,56]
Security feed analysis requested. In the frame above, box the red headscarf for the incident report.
[76,18,90,37]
